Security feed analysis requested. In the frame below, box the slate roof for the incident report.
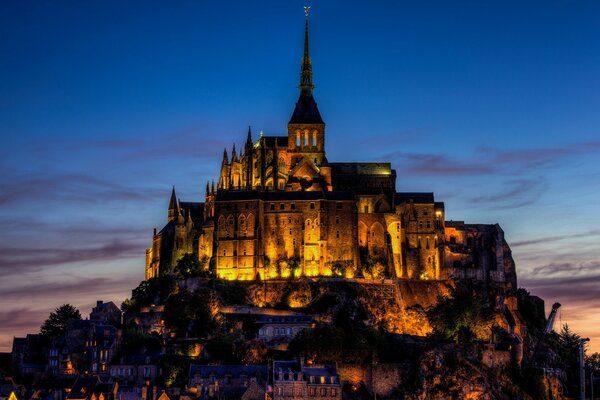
[329,162,393,176]
[394,192,435,204]
[256,315,313,325]
[189,365,268,380]
[217,190,355,202]
[261,136,288,147]
[289,93,324,125]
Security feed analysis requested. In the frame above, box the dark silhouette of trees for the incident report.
[40,304,81,341]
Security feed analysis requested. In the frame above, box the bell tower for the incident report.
[288,6,326,168]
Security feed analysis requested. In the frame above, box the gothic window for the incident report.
[288,217,292,223]
[419,221,423,229]
[426,220,431,229]
[296,131,301,146]
[280,203,285,210]
[278,157,285,171]
[270,203,275,211]
[291,203,296,210]
[239,215,246,233]
[304,130,309,146]
[223,249,226,256]
[310,202,315,209]
[306,219,311,228]
[426,237,430,249]
[335,216,340,224]
[312,131,317,146]
[243,249,247,255]
[289,228,292,235]
[226,215,234,237]
[314,218,318,226]
[364,205,369,213]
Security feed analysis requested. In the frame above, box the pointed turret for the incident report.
[211,180,215,194]
[232,143,238,162]
[245,126,254,190]
[246,126,253,146]
[289,7,323,125]
[205,181,210,198]
[168,186,180,222]
[222,148,229,165]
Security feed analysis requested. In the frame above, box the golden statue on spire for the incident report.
[304,5,311,17]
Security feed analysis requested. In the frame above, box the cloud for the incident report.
[512,229,600,247]
[0,240,144,275]
[0,308,48,333]
[0,172,165,207]
[383,140,600,178]
[383,152,495,176]
[469,178,548,209]
[529,261,600,278]
[0,275,138,300]
[482,140,600,169]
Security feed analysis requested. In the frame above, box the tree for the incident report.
[586,352,600,376]
[40,304,81,340]
[174,253,202,278]
[426,283,492,343]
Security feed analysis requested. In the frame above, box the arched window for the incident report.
[240,215,247,231]
[304,130,309,146]
[312,131,317,146]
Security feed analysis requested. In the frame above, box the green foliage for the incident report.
[121,275,178,313]
[40,304,82,341]
[586,352,600,376]
[174,253,210,278]
[121,323,162,355]
[157,353,189,387]
[426,283,492,343]
[163,287,222,338]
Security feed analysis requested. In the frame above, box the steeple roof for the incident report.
[168,186,179,212]
[289,7,324,125]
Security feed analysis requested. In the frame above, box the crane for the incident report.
[544,302,561,334]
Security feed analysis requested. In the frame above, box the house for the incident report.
[90,301,122,327]
[189,365,267,400]
[49,320,119,377]
[257,316,313,341]
[109,353,161,385]
[11,335,45,380]
[273,360,341,400]
[65,376,118,400]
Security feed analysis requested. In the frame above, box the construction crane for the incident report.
[544,302,561,334]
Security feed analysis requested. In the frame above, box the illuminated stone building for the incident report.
[145,12,517,293]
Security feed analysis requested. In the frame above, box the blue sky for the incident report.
[1,0,599,351]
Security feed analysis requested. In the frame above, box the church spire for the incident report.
[289,6,323,125]
[299,6,314,95]
[168,186,180,222]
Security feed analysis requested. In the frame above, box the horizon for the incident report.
[1,1,599,353]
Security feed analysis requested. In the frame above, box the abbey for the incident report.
[145,14,517,292]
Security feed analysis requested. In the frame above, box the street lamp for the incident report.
[580,338,590,400]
